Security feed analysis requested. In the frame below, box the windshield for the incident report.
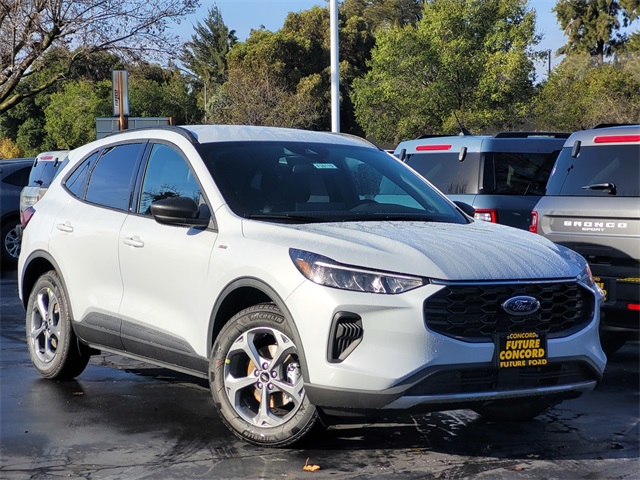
[546,145,640,197]
[197,141,467,224]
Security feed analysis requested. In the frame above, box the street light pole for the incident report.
[330,0,340,133]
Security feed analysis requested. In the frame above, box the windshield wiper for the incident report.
[341,214,438,222]
[243,213,330,223]
[582,182,617,195]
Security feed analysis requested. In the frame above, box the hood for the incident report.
[242,219,585,281]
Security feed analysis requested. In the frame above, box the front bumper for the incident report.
[305,357,601,412]
[286,279,606,411]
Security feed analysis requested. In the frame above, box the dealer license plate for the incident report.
[496,332,548,368]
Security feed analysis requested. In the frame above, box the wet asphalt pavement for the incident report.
[1,268,639,479]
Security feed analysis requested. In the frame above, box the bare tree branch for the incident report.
[0,0,199,114]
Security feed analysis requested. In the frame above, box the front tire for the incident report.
[210,303,319,447]
[26,271,90,380]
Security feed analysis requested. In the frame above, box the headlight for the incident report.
[289,249,428,294]
[577,264,604,298]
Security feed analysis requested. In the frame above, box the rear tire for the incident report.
[473,400,554,422]
[26,271,90,380]
[210,303,319,447]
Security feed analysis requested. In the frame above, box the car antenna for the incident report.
[453,112,472,136]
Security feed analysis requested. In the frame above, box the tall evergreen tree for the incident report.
[553,0,640,64]
[181,5,237,118]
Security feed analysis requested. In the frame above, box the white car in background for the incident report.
[19,125,606,446]
[19,150,69,228]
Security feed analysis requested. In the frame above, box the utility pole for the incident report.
[330,0,340,133]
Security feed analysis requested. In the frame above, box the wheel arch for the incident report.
[21,251,65,311]
[207,277,310,382]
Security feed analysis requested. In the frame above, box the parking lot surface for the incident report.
[1,269,638,479]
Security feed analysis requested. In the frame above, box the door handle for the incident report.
[56,222,74,233]
[123,236,145,248]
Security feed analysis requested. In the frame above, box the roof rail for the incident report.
[104,125,199,144]
[493,132,570,139]
[414,134,460,140]
[592,123,638,129]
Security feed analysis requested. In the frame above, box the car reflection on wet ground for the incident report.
[1,270,638,479]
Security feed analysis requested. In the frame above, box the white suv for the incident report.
[19,125,606,446]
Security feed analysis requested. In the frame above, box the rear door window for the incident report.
[66,143,145,210]
[484,151,558,195]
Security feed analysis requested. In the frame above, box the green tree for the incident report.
[127,63,201,124]
[533,54,640,130]
[209,68,325,128]
[0,48,125,155]
[181,6,237,86]
[342,0,424,29]
[352,0,539,143]
[553,0,640,65]
[180,5,237,119]
[0,0,198,115]
[211,6,374,133]
[44,80,111,149]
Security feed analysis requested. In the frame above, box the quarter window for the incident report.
[65,151,100,199]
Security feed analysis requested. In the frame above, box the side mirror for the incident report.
[453,201,475,217]
[150,196,210,227]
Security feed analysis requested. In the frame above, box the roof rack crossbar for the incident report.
[493,132,570,139]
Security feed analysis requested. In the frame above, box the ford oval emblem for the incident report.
[502,296,540,316]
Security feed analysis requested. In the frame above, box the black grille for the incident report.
[424,282,594,341]
[405,362,598,396]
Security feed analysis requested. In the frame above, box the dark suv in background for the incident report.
[0,158,33,267]
[393,132,568,230]
[532,124,640,354]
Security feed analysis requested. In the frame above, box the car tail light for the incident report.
[593,135,640,144]
[416,144,452,151]
[21,206,35,229]
[529,211,538,233]
[474,209,498,223]
[628,303,640,311]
